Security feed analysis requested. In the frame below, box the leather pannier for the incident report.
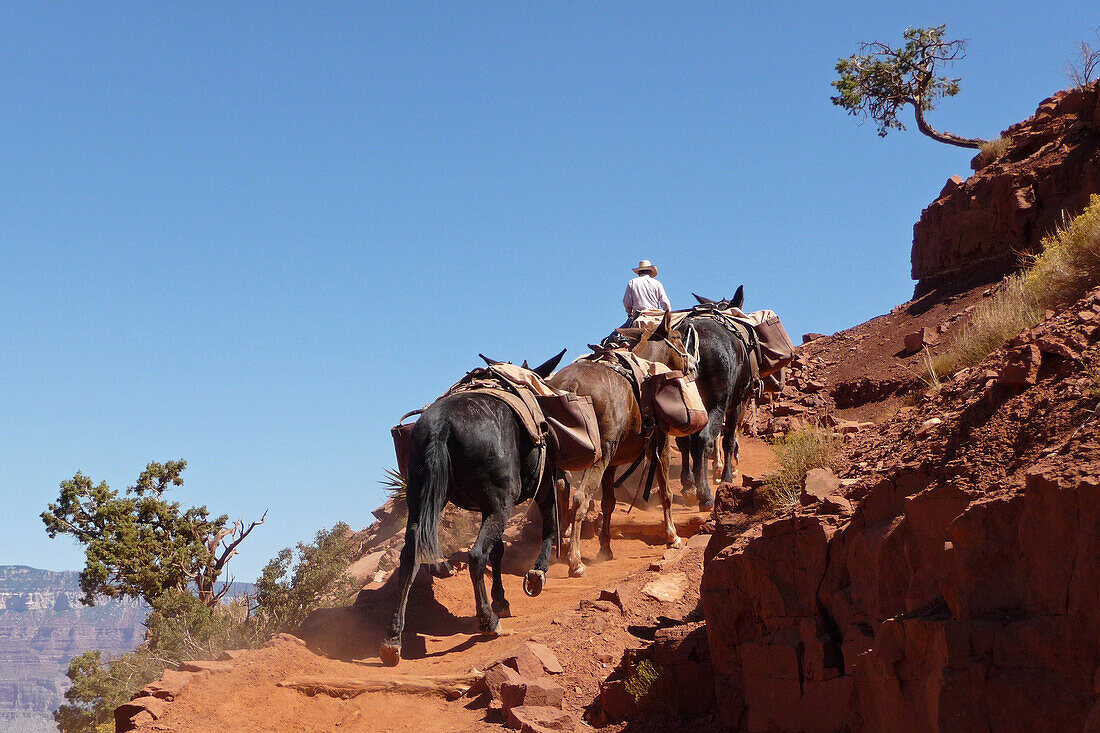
[645,371,708,437]
[536,392,602,471]
[755,313,795,377]
[391,419,418,478]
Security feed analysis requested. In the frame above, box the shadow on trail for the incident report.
[298,567,475,662]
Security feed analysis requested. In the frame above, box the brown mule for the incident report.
[547,312,689,577]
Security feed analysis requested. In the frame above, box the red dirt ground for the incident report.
[130,443,776,733]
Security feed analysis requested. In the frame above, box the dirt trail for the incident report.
[132,440,775,733]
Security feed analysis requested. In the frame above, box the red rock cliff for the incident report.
[912,81,1100,294]
[701,292,1100,731]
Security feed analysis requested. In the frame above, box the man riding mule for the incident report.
[380,349,597,666]
[548,312,701,577]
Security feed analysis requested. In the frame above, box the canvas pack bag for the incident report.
[535,392,602,471]
[644,370,708,437]
[752,310,796,377]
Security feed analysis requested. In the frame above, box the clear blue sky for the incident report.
[2,2,1096,581]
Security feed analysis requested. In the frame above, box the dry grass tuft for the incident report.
[977,134,1012,164]
[763,427,839,510]
[930,194,1100,377]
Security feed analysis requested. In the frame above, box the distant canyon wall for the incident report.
[0,566,146,733]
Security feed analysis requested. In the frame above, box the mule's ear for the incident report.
[531,348,566,378]
[479,353,501,366]
[730,285,744,310]
[693,292,714,305]
[521,360,530,369]
[651,311,672,340]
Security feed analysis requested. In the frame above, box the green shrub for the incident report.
[622,658,674,711]
[54,523,360,732]
[764,427,839,510]
[251,522,360,637]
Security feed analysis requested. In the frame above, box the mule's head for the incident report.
[692,285,744,310]
[631,311,693,373]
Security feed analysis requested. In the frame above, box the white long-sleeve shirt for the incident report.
[623,275,671,314]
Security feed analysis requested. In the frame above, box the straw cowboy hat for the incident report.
[632,259,658,276]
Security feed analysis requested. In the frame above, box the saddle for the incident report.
[582,346,706,438]
[681,303,796,392]
[390,362,602,478]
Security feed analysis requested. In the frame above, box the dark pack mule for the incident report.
[548,313,690,577]
[379,349,567,667]
[675,286,754,508]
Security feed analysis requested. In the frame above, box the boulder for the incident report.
[523,641,563,674]
[500,678,565,711]
[475,661,525,707]
[115,696,168,732]
[1000,344,1042,388]
[903,327,938,354]
[505,705,575,732]
[641,572,688,603]
[800,467,841,506]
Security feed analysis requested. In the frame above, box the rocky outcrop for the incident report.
[912,80,1100,294]
[702,291,1100,731]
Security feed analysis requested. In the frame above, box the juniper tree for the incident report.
[41,460,264,608]
[831,25,988,149]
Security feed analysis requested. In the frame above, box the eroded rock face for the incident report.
[702,290,1100,732]
[912,81,1100,294]
[703,469,1100,732]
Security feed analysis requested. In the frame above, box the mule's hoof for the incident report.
[379,641,402,667]
[492,601,512,618]
[596,547,614,562]
[569,563,586,578]
[523,570,545,597]
[699,499,714,511]
[482,618,507,637]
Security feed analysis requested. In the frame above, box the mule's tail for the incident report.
[412,422,450,564]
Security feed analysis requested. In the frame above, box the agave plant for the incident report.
[379,468,407,503]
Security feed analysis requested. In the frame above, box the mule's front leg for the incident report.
[694,409,724,509]
[676,436,694,492]
[567,460,606,577]
[469,510,508,635]
[720,422,739,484]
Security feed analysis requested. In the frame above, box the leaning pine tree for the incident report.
[831,24,989,149]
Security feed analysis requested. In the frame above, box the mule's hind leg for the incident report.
[380,524,422,666]
[656,436,682,549]
[596,464,617,562]
[676,436,694,493]
[525,476,558,597]
[488,535,510,618]
[469,507,509,635]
